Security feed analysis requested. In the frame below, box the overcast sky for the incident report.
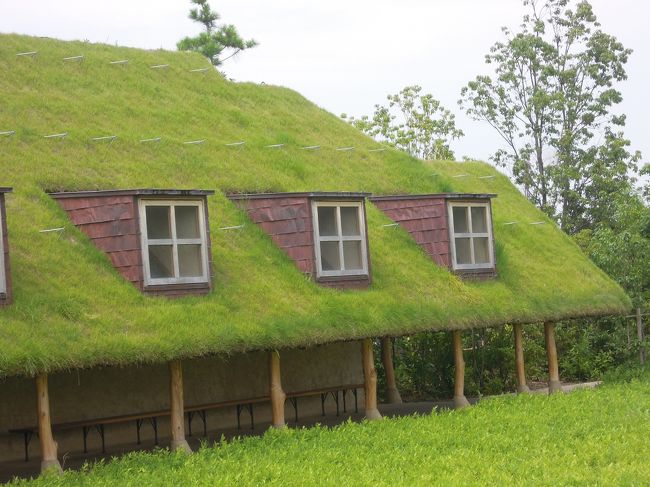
[1,0,648,180]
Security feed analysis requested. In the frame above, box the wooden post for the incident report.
[544,322,562,393]
[362,338,382,420]
[513,324,530,393]
[452,330,470,408]
[169,360,192,453]
[637,307,645,365]
[381,337,402,404]
[269,351,286,428]
[35,373,62,474]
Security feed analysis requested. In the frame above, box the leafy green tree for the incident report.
[342,85,463,160]
[177,0,258,67]
[459,0,640,233]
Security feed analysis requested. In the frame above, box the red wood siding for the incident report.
[230,195,371,289]
[372,197,451,268]
[0,194,12,306]
[57,195,145,289]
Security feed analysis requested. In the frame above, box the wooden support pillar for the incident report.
[269,350,286,428]
[452,330,470,408]
[361,338,382,420]
[381,337,402,404]
[544,322,563,394]
[36,373,62,474]
[513,324,530,393]
[637,307,645,365]
[169,360,192,453]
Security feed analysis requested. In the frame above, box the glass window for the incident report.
[139,200,209,286]
[312,201,368,277]
[448,201,494,270]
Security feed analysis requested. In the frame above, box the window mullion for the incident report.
[170,204,180,279]
[336,206,344,271]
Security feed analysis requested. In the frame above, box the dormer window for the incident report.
[312,201,368,277]
[139,200,210,286]
[448,201,494,270]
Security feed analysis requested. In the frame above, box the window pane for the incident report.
[320,241,340,271]
[474,237,490,264]
[340,206,361,236]
[148,245,174,278]
[455,238,471,265]
[175,206,200,239]
[343,240,363,270]
[146,206,171,239]
[317,206,338,236]
[178,244,203,277]
[471,206,488,233]
[452,206,469,233]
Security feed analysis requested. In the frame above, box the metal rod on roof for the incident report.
[184,139,205,145]
[44,133,68,139]
[151,64,169,69]
[39,227,64,234]
[63,55,84,62]
[368,148,387,152]
[453,174,469,178]
[140,137,161,143]
[91,135,117,144]
[529,221,545,225]
[265,143,285,148]
[0,130,16,137]
[218,224,245,230]
[109,59,129,65]
[503,221,519,225]
[190,67,210,73]
[225,141,245,147]
[302,145,320,150]
[336,147,355,151]
[478,175,495,179]
[382,223,399,227]
[16,51,38,57]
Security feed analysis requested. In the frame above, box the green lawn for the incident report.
[14,369,650,486]
[0,35,629,377]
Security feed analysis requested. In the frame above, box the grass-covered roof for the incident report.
[0,34,630,377]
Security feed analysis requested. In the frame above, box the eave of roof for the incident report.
[369,193,497,201]
[0,187,13,193]
[49,188,215,199]
[228,191,371,200]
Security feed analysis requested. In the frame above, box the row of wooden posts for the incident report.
[32,322,562,474]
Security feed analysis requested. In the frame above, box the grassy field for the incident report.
[0,34,629,377]
[12,368,650,486]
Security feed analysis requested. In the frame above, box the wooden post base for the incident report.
[513,323,530,394]
[386,387,402,404]
[40,459,63,475]
[362,338,382,421]
[453,395,470,409]
[544,322,563,394]
[517,383,531,394]
[548,380,563,394]
[269,351,286,428]
[171,439,192,453]
[381,337,402,405]
[452,330,469,409]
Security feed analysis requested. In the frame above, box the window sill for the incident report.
[453,267,498,280]
[316,274,371,289]
[143,281,211,297]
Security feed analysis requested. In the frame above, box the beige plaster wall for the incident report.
[0,341,364,463]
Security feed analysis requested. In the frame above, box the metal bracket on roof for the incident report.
[265,143,285,149]
[529,221,545,225]
[382,223,399,228]
[452,174,469,178]
[109,60,129,65]
[150,64,169,69]
[0,130,16,137]
[478,175,495,180]
[140,137,161,143]
[91,135,117,144]
[219,224,245,231]
[44,132,68,140]
[225,141,245,147]
[16,51,38,57]
[184,139,205,145]
[336,147,355,151]
[368,148,387,152]
[190,67,210,73]
[302,145,320,150]
[63,55,84,62]
[503,221,519,226]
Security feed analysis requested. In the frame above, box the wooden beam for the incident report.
[35,373,62,474]
[269,350,286,428]
[381,337,402,404]
[513,324,530,393]
[169,360,192,453]
[544,322,563,393]
[452,330,470,408]
[361,338,382,420]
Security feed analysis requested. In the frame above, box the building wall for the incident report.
[371,197,451,268]
[0,341,364,462]
[0,194,11,306]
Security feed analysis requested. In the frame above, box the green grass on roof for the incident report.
[0,35,630,377]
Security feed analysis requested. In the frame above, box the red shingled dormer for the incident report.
[229,192,372,289]
[370,193,497,279]
[51,189,215,297]
[0,187,13,306]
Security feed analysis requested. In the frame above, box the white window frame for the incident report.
[138,199,210,286]
[312,201,369,278]
[0,211,5,294]
[447,201,495,270]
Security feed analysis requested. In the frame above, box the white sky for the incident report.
[1,0,648,181]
